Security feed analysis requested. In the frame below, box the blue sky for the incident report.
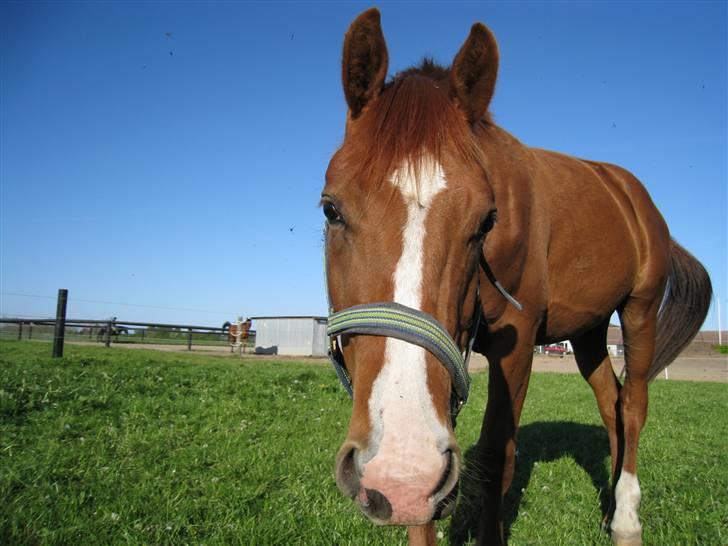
[1,1,726,330]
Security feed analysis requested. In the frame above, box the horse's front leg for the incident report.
[477,337,535,546]
[407,523,436,546]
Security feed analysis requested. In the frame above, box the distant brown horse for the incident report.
[323,9,711,546]
[222,319,251,352]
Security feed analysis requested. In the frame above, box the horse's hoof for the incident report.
[611,530,642,546]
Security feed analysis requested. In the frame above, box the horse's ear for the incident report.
[450,23,499,125]
[342,8,389,119]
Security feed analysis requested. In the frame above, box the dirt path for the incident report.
[468,353,727,383]
[76,341,727,383]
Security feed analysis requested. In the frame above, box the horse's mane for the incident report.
[344,59,488,200]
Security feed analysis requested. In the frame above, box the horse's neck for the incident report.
[475,124,542,321]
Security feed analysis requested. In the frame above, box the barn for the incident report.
[251,316,328,356]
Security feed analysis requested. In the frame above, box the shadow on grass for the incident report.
[449,421,611,545]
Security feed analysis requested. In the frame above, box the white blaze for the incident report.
[361,160,450,472]
[390,162,445,309]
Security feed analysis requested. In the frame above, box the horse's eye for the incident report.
[323,201,344,225]
[477,210,498,237]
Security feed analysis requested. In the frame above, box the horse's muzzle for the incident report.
[335,441,460,525]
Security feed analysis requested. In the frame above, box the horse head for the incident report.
[323,8,499,526]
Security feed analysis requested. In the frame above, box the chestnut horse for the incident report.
[323,9,711,546]
[222,318,251,352]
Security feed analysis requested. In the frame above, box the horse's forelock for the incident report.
[342,63,488,202]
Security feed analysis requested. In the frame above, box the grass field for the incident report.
[1,341,725,545]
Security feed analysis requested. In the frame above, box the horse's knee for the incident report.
[600,400,619,430]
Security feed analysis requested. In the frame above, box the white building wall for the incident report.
[254,317,327,356]
[312,319,328,357]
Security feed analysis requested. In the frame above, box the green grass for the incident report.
[1,341,725,545]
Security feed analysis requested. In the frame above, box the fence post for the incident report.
[52,289,68,358]
[187,328,192,351]
[17,322,23,340]
[29,323,33,340]
[105,321,112,348]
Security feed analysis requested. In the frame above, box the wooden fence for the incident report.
[0,317,255,352]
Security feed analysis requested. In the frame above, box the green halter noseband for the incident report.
[327,298,480,423]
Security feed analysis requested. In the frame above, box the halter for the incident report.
[324,231,521,426]
[327,299,480,423]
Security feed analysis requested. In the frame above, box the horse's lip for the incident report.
[429,448,460,512]
[430,449,454,497]
[432,481,459,520]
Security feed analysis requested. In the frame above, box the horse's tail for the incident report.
[649,239,712,381]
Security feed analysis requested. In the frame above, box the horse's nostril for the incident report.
[362,488,393,521]
[335,444,361,498]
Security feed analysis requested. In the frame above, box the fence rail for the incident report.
[0,317,255,352]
